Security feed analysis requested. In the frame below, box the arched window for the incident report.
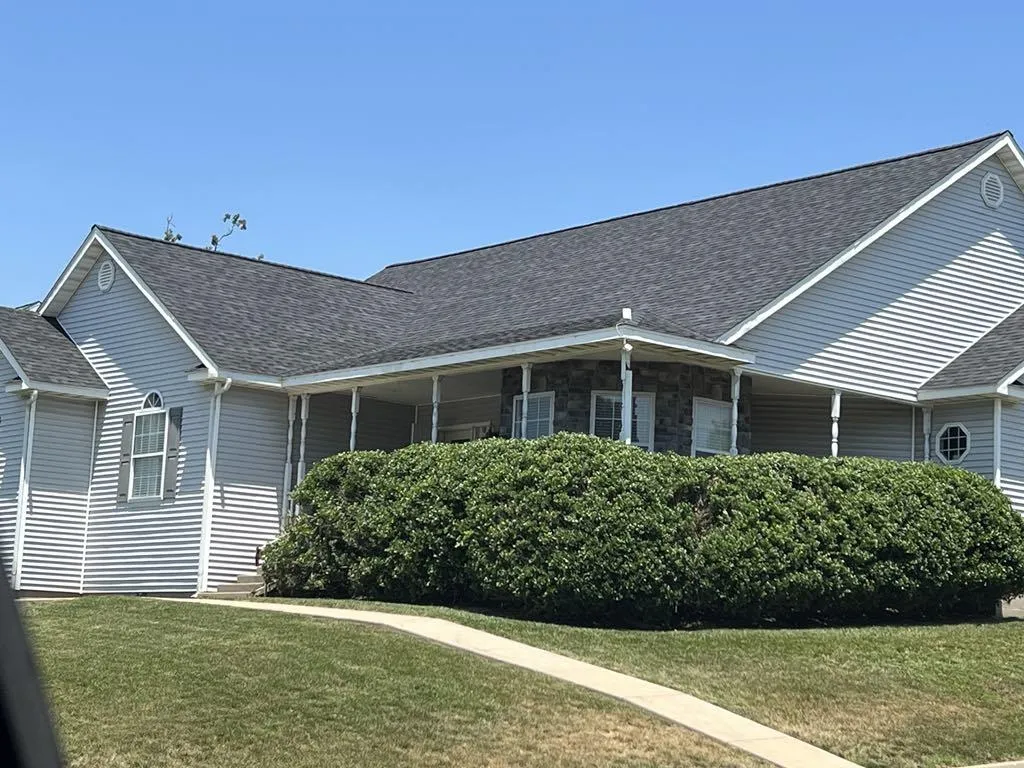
[130,392,168,499]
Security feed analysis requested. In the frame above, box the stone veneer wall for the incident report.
[499,360,752,454]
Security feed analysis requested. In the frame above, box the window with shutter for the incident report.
[512,391,554,438]
[128,392,168,500]
[589,391,655,450]
[692,397,732,456]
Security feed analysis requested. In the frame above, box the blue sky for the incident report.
[1,1,1021,306]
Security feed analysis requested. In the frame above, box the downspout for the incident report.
[78,400,100,594]
[994,399,1003,486]
[12,390,38,591]
[196,377,232,595]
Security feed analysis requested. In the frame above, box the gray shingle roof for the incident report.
[96,133,1003,377]
[0,307,105,389]
[368,133,1004,351]
[921,306,1024,391]
[100,229,419,377]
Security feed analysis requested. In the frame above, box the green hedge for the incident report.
[262,433,1024,626]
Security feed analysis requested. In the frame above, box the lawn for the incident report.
[266,597,1024,768]
[21,597,767,768]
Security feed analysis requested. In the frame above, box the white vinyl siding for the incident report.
[58,257,212,593]
[692,397,731,455]
[929,400,993,478]
[999,400,1024,512]
[513,392,555,439]
[208,388,289,589]
[17,396,97,592]
[742,157,1024,400]
[0,358,25,577]
[751,394,914,460]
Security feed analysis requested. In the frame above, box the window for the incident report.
[589,391,655,450]
[692,397,732,456]
[937,422,970,464]
[512,391,554,438]
[130,391,167,499]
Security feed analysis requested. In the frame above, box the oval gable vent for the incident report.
[97,259,116,293]
[981,171,1004,209]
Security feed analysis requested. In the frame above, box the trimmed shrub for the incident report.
[262,433,1024,626]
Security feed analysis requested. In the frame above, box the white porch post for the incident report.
[281,394,297,522]
[830,390,842,458]
[923,406,933,461]
[349,386,361,452]
[620,343,633,444]
[729,368,741,456]
[520,363,532,438]
[297,393,310,483]
[431,375,442,444]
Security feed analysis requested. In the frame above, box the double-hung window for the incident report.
[130,392,168,500]
[589,391,655,450]
[692,397,732,456]
[512,391,555,438]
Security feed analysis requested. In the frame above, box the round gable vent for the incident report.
[97,259,115,293]
[981,171,1004,209]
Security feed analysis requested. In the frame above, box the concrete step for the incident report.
[216,581,262,594]
[197,591,263,600]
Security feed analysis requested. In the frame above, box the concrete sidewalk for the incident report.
[178,598,861,768]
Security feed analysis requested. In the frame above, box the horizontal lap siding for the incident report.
[752,395,913,459]
[18,397,96,592]
[209,388,289,588]
[744,159,1024,399]
[58,258,210,593]
[1000,401,1024,512]
[930,400,994,479]
[299,393,413,465]
[0,359,24,577]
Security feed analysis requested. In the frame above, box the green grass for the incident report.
[22,597,767,768]
[266,597,1024,768]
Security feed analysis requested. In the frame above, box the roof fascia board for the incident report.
[40,228,220,375]
[283,327,754,389]
[4,380,109,400]
[916,384,1002,401]
[187,369,285,389]
[0,338,32,386]
[719,134,1013,345]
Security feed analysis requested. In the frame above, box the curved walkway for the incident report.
[179,598,861,768]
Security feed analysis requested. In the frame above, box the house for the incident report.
[4,131,1024,594]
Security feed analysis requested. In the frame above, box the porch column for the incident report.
[830,390,841,458]
[620,343,633,444]
[349,386,360,452]
[281,394,297,522]
[923,406,933,461]
[520,363,532,438]
[297,393,310,482]
[729,368,741,455]
[431,375,442,444]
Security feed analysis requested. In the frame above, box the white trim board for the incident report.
[4,380,109,400]
[719,133,1020,345]
[38,228,220,375]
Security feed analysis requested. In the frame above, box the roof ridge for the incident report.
[96,225,415,295]
[372,131,1010,273]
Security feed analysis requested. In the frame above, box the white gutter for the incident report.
[994,399,1003,486]
[3,379,108,400]
[12,390,39,590]
[196,377,232,594]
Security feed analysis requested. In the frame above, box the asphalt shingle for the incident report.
[0,307,105,389]
[921,305,1024,390]
[96,133,1003,377]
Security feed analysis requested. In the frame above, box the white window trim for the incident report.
[691,396,732,457]
[589,390,656,451]
[128,396,169,501]
[512,391,555,439]
[935,421,971,465]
